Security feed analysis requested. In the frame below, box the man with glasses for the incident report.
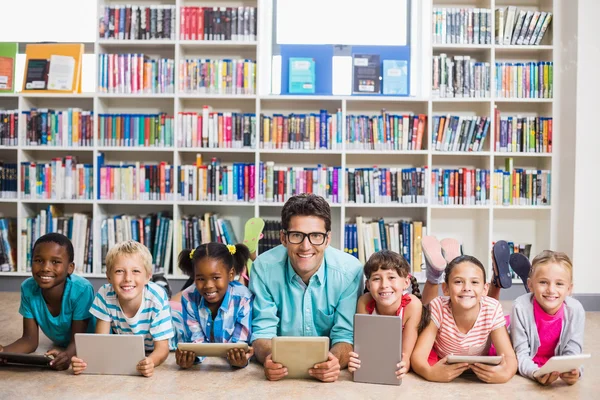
[249,194,363,382]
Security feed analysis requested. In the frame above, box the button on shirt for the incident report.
[249,245,363,345]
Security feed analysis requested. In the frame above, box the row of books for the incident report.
[493,159,551,206]
[20,159,93,200]
[178,110,255,149]
[346,113,426,151]
[179,59,256,95]
[432,55,491,98]
[431,115,490,152]
[20,208,92,274]
[97,156,174,201]
[0,110,18,146]
[495,114,552,153]
[0,162,17,198]
[260,112,342,150]
[259,163,342,204]
[98,113,174,148]
[0,218,16,272]
[24,109,93,147]
[100,213,173,274]
[431,168,490,205]
[180,6,257,42]
[99,5,176,41]
[177,159,255,202]
[432,8,492,45]
[344,217,425,271]
[496,8,552,46]
[346,167,426,205]
[259,220,283,254]
[98,54,175,94]
[179,214,239,255]
[494,62,553,99]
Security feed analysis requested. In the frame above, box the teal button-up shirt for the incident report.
[249,245,363,345]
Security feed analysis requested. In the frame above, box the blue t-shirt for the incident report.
[19,274,96,348]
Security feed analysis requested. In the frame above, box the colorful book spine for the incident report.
[99,5,176,40]
[432,8,492,45]
[0,162,17,198]
[260,111,342,150]
[178,158,255,202]
[98,54,175,94]
[23,108,93,147]
[493,165,551,206]
[432,54,491,98]
[178,110,255,148]
[0,217,16,272]
[179,214,239,254]
[431,168,490,205]
[178,58,256,95]
[494,61,553,98]
[98,113,174,147]
[97,154,173,201]
[346,167,426,204]
[494,111,552,153]
[20,158,93,200]
[431,115,490,152]
[0,110,18,146]
[258,220,283,254]
[346,112,427,151]
[180,6,257,41]
[258,162,342,203]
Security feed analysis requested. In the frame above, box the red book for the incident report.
[278,170,284,202]
[180,7,186,40]
[191,7,198,40]
[144,116,150,146]
[198,8,205,40]
[225,113,232,147]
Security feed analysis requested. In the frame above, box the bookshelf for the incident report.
[0,0,558,284]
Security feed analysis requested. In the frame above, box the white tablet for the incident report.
[271,336,329,379]
[535,354,591,376]
[75,333,145,376]
[177,342,249,357]
[446,355,503,365]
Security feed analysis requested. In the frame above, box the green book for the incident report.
[0,43,18,93]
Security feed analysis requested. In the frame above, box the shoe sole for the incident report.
[440,238,462,264]
[492,241,513,289]
[509,253,531,292]
[422,236,447,271]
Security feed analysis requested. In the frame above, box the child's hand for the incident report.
[395,354,408,380]
[560,369,580,385]
[71,356,87,375]
[348,351,361,373]
[175,349,196,369]
[535,371,560,385]
[264,354,287,381]
[429,356,470,382]
[137,357,155,377]
[309,352,341,383]
[226,346,254,368]
[471,354,512,384]
[46,349,71,371]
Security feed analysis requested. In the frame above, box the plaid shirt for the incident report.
[180,281,253,345]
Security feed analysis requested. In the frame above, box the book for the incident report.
[288,58,316,94]
[345,167,426,205]
[98,54,175,94]
[0,43,17,93]
[258,220,283,254]
[353,54,381,94]
[0,110,18,146]
[178,58,256,95]
[503,6,517,45]
[495,113,552,153]
[179,110,255,149]
[431,168,490,205]
[22,44,84,93]
[432,54,490,98]
[24,59,49,90]
[99,113,174,148]
[0,162,18,199]
[260,111,342,150]
[534,13,553,45]
[382,60,408,95]
[492,163,551,206]
[510,11,527,45]
[24,108,93,147]
[495,61,553,98]
[431,115,490,152]
[432,8,492,45]
[495,8,552,46]
[100,5,176,40]
[180,6,256,41]
[20,157,93,200]
[46,55,76,92]
[346,112,426,151]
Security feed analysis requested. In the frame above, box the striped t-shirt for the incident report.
[430,296,506,358]
[90,282,174,351]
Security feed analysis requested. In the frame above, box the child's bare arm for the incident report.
[138,339,169,377]
[0,318,40,354]
[401,298,423,372]
[356,293,372,314]
[46,319,90,370]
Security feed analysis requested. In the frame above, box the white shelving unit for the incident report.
[0,0,558,282]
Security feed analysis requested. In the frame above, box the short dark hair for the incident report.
[281,194,331,232]
[32,233,74,264]
[444,255,486,283]
[178,242,251,277]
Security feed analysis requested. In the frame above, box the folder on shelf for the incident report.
[0,42,18,93]
[22,43,83,93]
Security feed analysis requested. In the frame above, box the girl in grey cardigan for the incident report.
[510,250,585,385]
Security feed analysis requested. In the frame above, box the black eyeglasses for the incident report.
[284,231,329,245]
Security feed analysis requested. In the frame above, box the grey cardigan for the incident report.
[510,293,585,379]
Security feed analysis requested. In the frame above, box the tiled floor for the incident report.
[0,291,597,399]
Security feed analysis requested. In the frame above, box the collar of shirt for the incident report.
[285,253,326,288]
[198,282,233,316]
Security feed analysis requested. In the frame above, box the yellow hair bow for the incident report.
[189,248,196,260]
[227,244,236,255]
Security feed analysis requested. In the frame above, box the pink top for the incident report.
[532,298,564,367]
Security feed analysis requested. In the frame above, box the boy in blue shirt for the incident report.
[0,233,95,370]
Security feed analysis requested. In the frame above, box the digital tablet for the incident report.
[75,333,145,376]
[178,342,249,357]
[535,354,591,376]
[446,355,503,365]
[0,352,53,367]
[354,314,402,386]
[271,336,329,379]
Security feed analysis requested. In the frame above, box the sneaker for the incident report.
[151,273,172,299]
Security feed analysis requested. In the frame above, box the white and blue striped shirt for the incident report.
[90,282,174,351]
